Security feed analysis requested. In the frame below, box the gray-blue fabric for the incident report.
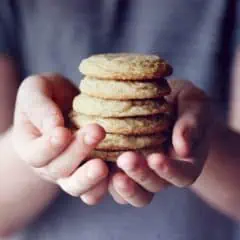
[0,0,239,239]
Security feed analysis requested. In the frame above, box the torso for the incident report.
[12,0,238,239]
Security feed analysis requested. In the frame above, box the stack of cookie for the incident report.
[70,53,173,161]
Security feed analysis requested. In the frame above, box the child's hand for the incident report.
[109,80,211,207]
[12,74,109,205]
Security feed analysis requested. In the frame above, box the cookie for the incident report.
[79,53,172,80]
[79,77,171,100]
[89,147,164,162]
[73,94,172,118]
[96,133,166,150]
[70,112,170,135]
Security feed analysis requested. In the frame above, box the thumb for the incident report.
[172,80,210,162]
[13,75,73,168]
[170,109,210,182]
[172,112,200,160]
[148,113,206,188]
[15,75,65,134]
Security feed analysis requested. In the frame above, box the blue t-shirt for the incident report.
[1,0,239,239]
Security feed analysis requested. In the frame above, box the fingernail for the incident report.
[118,158,138,171]
[87,165,102,180]
[84,134,99,145]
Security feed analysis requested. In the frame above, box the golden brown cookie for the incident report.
[79,77,171,100]
[79,53,172,80]
[73,94,172,118]
[70,112,170,135]
[96,133,166,150]
[89,147,164,162]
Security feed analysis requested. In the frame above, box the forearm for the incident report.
[0,129,60,237]
[192,123,240,220]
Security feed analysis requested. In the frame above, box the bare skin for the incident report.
[1,51,240,236]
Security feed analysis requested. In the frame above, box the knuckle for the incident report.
[76,147,90,160]
[134,169,149,183]
[35,168,56,182]
[46,165,70,180]
[46,161,77,181]
[75,137,94,157]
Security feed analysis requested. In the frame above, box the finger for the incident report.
[166,80,208,106]
[112,172,153,208]
[172,112,200,159]
[172,112,209,172]
[148,153,199,187]
[108,176,128,205]
[171,81,210,159]
[57,159,108,197]
[117,152,167,193]
[16,75,64,134]
[80,178,109,205]
[12,126,72,168]
[42,73,79,113]
[45,124,105,179]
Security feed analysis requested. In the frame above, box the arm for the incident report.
[192,49,240,220]
[192,125,240,220]
[109,70,240,218]
[0,57,59,237]
[1,70,110,237]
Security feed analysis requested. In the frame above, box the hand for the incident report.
[109,80,212,207]
[12,74,109,205]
